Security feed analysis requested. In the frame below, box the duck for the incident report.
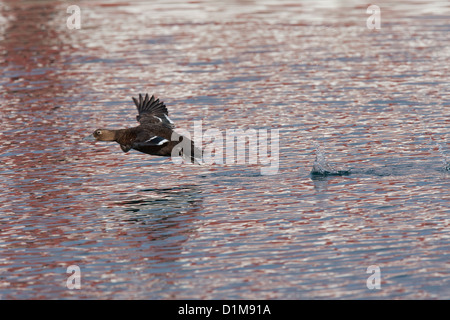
[93,94,201,163]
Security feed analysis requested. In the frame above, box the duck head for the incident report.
[93,129,116,141]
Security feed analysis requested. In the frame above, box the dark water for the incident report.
[0,0,449,299]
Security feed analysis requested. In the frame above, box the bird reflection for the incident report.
[117,186,203,228]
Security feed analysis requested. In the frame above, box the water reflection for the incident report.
[1,1,66,108]
[118,187,202,220]
[1,0,449,299]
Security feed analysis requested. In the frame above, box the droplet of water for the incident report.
[310,142,350,176]
[436,143,450,171]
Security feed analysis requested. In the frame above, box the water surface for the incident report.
[0,0,449,299]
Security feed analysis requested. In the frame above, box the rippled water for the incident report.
[1,0,449,299]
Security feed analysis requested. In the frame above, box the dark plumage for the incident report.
[93,94,201,163]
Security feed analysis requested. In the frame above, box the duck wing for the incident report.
[132,135,170,149]
[132,93,174,128]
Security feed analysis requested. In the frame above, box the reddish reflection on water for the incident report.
[0,0,449,299]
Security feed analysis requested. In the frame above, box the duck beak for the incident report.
[83,134,96,141]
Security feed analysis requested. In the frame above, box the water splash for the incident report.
[437,143,450,171]
[310,142,350,177]
[423,131,449,171]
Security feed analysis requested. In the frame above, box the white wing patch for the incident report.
[164,114,174,125]
[145,136,169,146]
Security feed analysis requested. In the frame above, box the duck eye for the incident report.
[96,130,102,135]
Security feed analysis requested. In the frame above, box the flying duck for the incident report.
[93,94,201,163]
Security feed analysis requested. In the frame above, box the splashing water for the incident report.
[422,129,450,172]
[423,131,449,171]
[310,142,351,176]
[437,143,450,171]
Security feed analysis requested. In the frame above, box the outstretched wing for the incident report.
[132,93,174,128]
[132,135,170,149]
